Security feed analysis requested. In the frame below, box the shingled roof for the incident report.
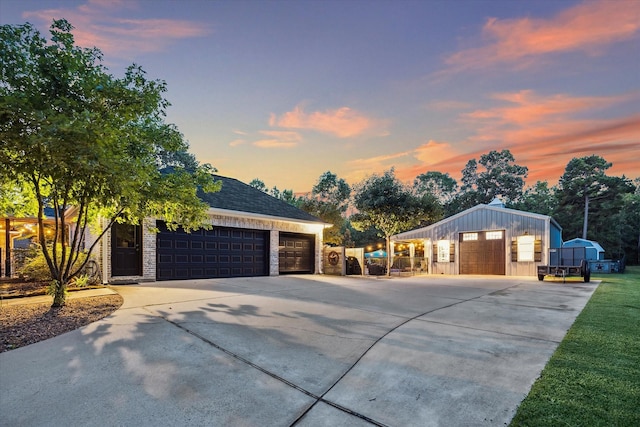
[198,175,323,223]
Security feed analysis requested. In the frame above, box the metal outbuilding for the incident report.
[562,238,605,261]
[391,199,563,277]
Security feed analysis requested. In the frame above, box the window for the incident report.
[462,232,478,241]
[437,240,450,262]
[517,235,535,262]
[486,231,503,240]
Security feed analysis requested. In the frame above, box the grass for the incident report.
[510,266,640,426]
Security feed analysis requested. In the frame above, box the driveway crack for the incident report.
[151,282,520,427]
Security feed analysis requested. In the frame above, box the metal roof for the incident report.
[393,203,561,240]
[563,238,605,253]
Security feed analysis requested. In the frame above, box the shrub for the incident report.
[18,245,89,283]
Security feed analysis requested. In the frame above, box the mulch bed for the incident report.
[0,279,123,353]
[0,278,52,298]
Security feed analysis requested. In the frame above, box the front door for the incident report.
[112,223,142,276]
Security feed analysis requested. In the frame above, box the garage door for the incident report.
[279,233,314,274]
[459,230,505,275]
[156,222,268,281]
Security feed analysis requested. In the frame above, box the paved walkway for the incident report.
[0,275,598,426]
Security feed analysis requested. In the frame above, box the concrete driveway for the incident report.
[0,274,597,426]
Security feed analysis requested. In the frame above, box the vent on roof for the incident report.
[488,198,505,208]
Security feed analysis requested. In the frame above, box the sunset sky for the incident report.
[2,0,639,192]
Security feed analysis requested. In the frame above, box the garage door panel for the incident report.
[156,222,268,280]
[460,231,505,275]
[279,233,314,274]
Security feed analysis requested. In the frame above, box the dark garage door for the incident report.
[156,222,268,281]
[459,230,505,275]
[279,233,314,274]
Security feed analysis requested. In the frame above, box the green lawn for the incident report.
[510,266,640,426]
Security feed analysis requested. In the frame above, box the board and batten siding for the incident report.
[392,204,562,277]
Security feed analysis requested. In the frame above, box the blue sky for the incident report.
[2,0,638,192]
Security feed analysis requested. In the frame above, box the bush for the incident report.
[18,245,90,283]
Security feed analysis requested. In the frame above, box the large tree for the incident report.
[620,179,640,264]
[555,156,632,239]
[249,178,301,206]
[311,171,351,212]
[413,171,454,219]
[413,171,458,205]
[512,181,557,216]
[458,149,528,209]
[350,169,438,276]
[299,171,351,245]
[0,21,219,306]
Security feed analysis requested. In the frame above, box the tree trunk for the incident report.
[582,194,589,239]
[386,236,391,277]
[51,280,67,307]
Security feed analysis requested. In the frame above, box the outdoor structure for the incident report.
[99,175,327,283]
[560,237,623,274]
[562,238,605,261]
[0,218,35,278]
[2,176,327,283]
[0,210,65,279]
[391,199,563,277]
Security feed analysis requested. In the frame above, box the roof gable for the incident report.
[199,175,323,223]
[563,238,605,252]
[393,203,560,240]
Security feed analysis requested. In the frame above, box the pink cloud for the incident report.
[343,151,410,184]
[272,105,386,138]
[412,140,461,166]
[253,130,301,149]
[462,90,632,127]
[390,91,640,187]
[382,140,462,184]
[452,90,640,184]
[23,1,211,57]
[345,140,463,186]
[444,0,640,72]
[229,139,245,147]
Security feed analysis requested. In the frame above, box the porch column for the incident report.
[409,243,415,272]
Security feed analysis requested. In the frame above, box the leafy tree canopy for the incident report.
[555,156,634,251]
[249,178,300,206]
[350,169,439,275]
[512,181,557,216]
[413,171,458,205]
[620,179,640,264]
[460,149,528,206]
[0,20,219,305]
[297,171,351,245]
[311,171,351,213]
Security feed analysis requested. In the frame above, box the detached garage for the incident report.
[102,175,327,283]
[391,199,563,277]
